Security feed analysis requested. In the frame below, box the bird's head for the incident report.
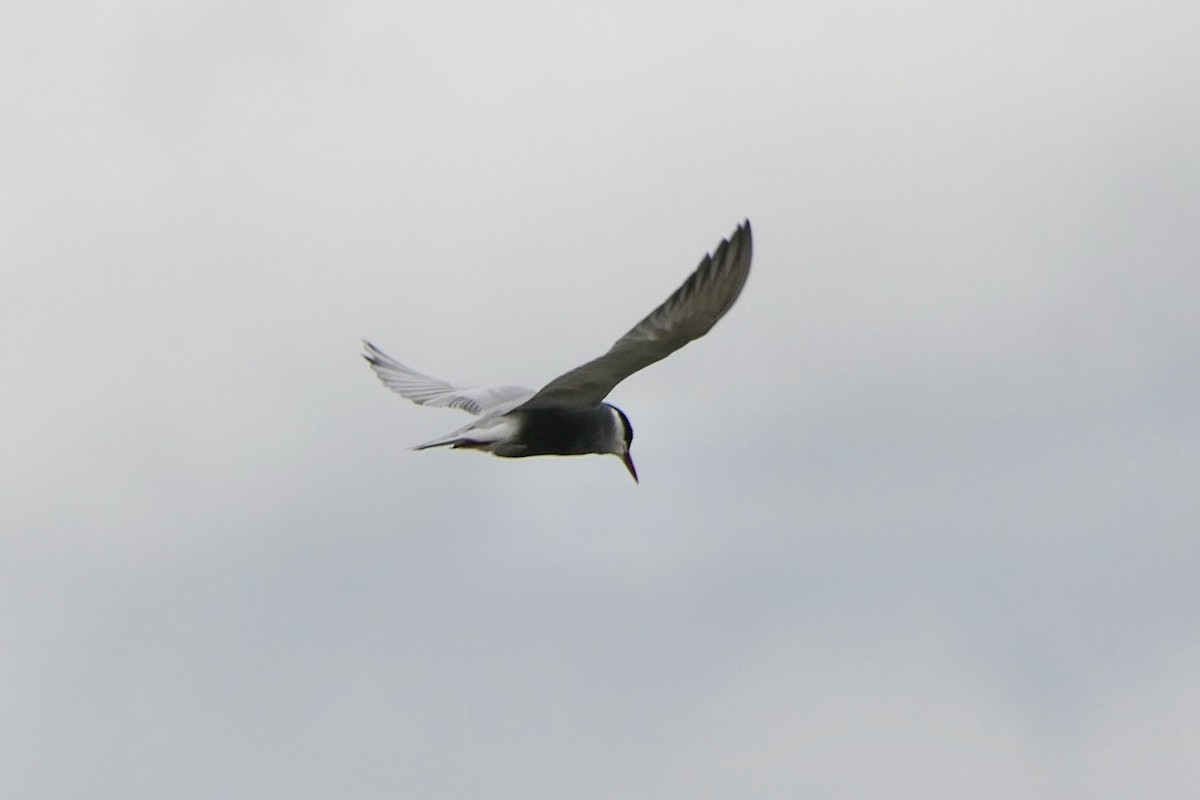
[605,404,637,483]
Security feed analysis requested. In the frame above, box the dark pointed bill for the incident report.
[622,451,639,483]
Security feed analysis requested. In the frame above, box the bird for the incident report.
[363,220,753,483]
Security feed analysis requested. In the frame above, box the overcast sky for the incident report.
[3,2,1199,798]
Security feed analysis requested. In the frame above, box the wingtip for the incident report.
[361,339,380,365]
[733,219,753,266]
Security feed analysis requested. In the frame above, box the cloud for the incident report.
[3,2,1198,798]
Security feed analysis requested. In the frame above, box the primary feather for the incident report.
[362,340,534,416]
[522,220,752,407]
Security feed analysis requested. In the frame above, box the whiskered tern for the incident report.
[364,220,753,482]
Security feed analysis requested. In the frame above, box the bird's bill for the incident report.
[621,450,639,483]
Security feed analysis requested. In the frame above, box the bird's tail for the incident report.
[412,415,518,452]
[412,433,468,450]
[412,429,504,452]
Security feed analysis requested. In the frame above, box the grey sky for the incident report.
[3,2,1198,798]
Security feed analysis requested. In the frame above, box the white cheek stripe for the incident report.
[608,406,629,452]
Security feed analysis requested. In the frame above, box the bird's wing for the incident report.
[522,220,753,407]
[362,340,535,416]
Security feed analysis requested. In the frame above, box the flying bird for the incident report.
[363,220,753,482]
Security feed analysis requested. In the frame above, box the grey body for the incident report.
[488,404,630,459]
[364,220,751,482]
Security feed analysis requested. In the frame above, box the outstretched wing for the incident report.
[522,220,753,407]
[362,340,535,416]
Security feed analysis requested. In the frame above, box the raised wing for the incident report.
[362,340,535,416]
[522,220,753,407]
